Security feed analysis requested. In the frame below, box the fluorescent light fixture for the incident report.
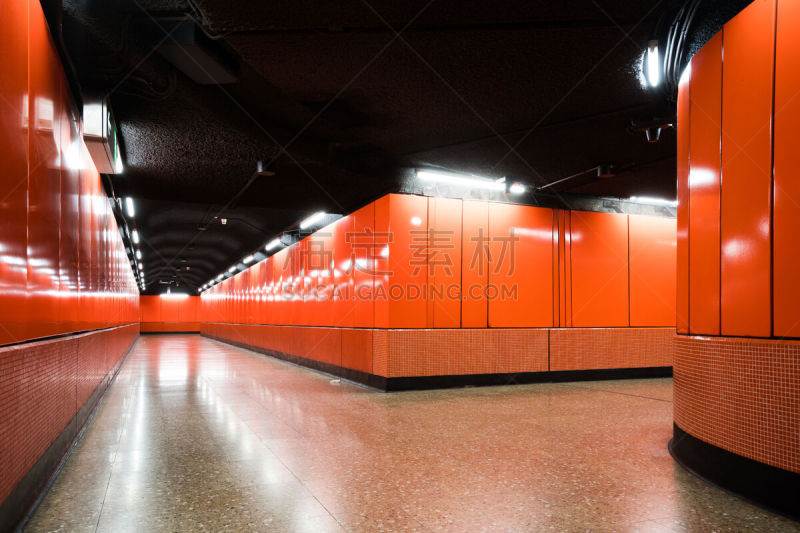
[162,292,189,298]
[216,274,223,280]
[125,197,135,217]
[265,238,282,251]
[299,211,326,229]
[137,262,143,270]
[131,230,140,244]
[629,196,677,207]
[243,255,255,264]
[228,266,236,273]
[417,169,505,191]
[509,182,526,194]
[646,40,660,87]
[135,249,142,260]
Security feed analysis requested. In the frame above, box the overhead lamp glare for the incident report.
[135,249,142,260]
[228,266,237,273]
[299,211,326,229]
[266,238,282,251]
[243,255,255,264]
[131,230,140,244]
[125,197,135,218]
[508,182,526,195]
[417,170,505,191]
[629,195,677,207]
[646,40,660,87]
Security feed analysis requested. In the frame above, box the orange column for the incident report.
[720,0,775,337]
[688,32,722,335]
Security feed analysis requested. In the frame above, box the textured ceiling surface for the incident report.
[56,0,749,293]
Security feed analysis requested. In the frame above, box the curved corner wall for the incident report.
[672,0,800,518]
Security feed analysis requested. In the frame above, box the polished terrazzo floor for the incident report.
[25,335,799,532]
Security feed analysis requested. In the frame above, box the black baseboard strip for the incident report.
[202,334,387,389]
[0,330,138,533]
[385,366,672,391]
[669,424,800,522]
[203,333,672,392]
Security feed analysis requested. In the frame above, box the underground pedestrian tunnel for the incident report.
[1,0,799,530]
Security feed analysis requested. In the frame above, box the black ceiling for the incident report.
[54,0,750,293]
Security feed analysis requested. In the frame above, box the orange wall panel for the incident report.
[461,200,489,328]
[488,203,554,327]
[688,33,722,335]
[629,215,676,326]
[373,194,428,328]
[0,0,30,345]
[720,0,775,337]
[676,62,691,334]
[558,210,573,327]
[428,197,462,328]
[0,0,138,347]
[351,202,375,328]
[774,0,800,337]
[140,296,161,322]
[570,211,629,327]
[27,4,63,340]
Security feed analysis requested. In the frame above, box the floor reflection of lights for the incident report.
[24,335,800,533]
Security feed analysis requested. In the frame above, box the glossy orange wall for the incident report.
[688,32,722,336]
[677,0,800,340]
[461,201,489,327]
[488,203,554,327]
[720,0,774,337]
[140,296,201,332]
[570,211,629,327]
[676,65,691,334]
[202,194,675,335]
[428,197,462,328]
[630,215,677,326]
[773,0,800,337]
[0,0,139,347]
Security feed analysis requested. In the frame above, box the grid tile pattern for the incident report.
[674,335,800,474]
[0,325,138,504]
[203,324,673,378]
[550,328,674,371]
[384,328,549,377]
